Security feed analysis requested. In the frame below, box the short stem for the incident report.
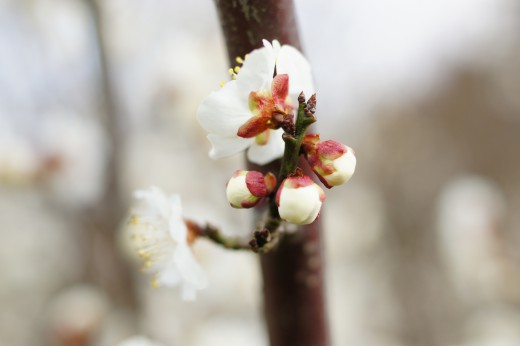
[279,97,315,180]
[199,224,251,250]
[267,97,315,222]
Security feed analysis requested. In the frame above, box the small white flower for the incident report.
[128,187,207,300]
[117,335,165,346]
[39,110,107,207]
[276,175,326,225]
[197,39,314,165]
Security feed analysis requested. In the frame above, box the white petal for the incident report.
[271,39,281,57]
[276,45,315,100]
[197,81,252,136]
[278,185,322,225]
[235,42,275,94]
[174,245,208,289]
[169,215,188,244]
[226,175,254,208]
[207,134,253,160]
[326,150,356,186]
[156,257,182,287]
[135,186,171,220]
[168,194,183,222]
[246,129,285,165]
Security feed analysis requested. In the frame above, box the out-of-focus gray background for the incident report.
[1,0,520,345]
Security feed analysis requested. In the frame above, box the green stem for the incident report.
[279,95,316,180]
[201,224,251,250]
[266,95,315,223]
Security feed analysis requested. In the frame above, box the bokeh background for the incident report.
[1,0,520,345]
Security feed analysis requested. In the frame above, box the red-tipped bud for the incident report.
[276,175,325,225]
[226,170,277,209]
[303,135,356,188]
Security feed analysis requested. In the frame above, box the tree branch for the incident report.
[213,1,330,345]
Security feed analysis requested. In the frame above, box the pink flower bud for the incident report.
[303,135,356,188]
[226,170,276,209]
[276,175,325,225]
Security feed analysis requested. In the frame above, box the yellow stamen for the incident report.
[129,215,139,225]
[228,68,234,75]
[234,66,241,73]
[151,278,160,288]
[219,81,226,87]
[232,75,237,80]
[235,56,244,64]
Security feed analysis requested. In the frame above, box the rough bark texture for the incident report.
[214,1,329,345]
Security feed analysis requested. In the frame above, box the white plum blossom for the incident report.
[128,187,207,300]
[117,335,165,346]
[197,39,314,165]
[39,110,107,207]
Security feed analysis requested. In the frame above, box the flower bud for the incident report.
[226,170,276,209]
[303,135,356,188]
[276,175,325,225]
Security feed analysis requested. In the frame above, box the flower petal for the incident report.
[247,129,285,165]
[276,45,314,100]
[235,42,275,95]
[174,245,208,289]
[135,186,171,220]
[207,134,253,160]
[270,39,281,57]
[197,81,252,137]
[169,215,187,244]
[156,257,182,287]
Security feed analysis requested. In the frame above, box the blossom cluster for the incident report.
[199,40,356,225]
[125,40,356,300]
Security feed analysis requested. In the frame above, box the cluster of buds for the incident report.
[226,168,326,225]
[225,91,356,227]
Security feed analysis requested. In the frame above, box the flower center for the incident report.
[237,74,293,143]
[130,215,175,270]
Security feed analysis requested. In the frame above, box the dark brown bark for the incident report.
[214,1,329,345]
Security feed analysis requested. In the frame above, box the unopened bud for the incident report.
[226,170,276,208]
[304,135,356,188]
[276,175,325,225]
